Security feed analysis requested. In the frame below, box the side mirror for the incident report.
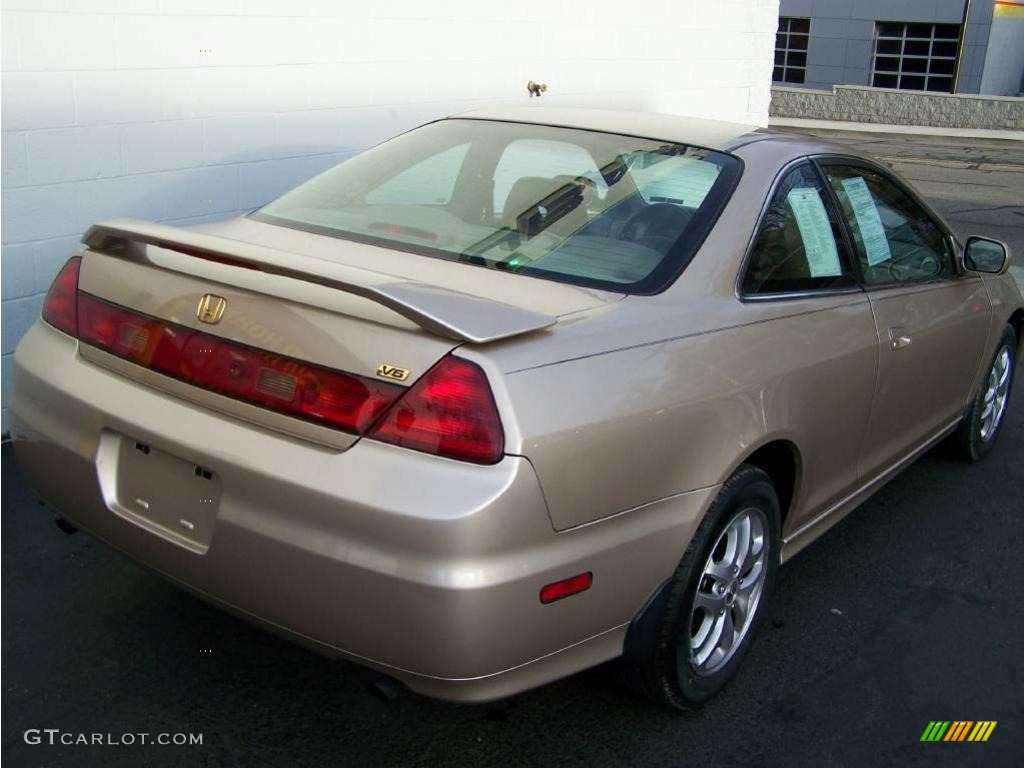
[963,237,1010,275]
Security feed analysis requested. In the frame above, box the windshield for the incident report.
[252,119,742,294]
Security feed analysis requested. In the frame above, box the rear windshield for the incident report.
[252,119,742,294]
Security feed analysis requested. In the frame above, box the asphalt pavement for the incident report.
[3,133,1023,768]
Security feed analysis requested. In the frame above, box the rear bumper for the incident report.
[11,320,717,702]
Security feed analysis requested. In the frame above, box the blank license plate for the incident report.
[99,432,222,553]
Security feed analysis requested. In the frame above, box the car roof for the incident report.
[450,107,867,162]
[452,107,764,151]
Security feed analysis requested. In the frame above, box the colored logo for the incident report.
[920,721,997,742]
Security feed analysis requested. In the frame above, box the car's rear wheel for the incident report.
[621,464,780,710]
[948,325,1017,461]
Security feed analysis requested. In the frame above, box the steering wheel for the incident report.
[619,203,693,247]
[887,247,942,282]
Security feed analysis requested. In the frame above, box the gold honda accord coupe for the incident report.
[11,108,1022,709]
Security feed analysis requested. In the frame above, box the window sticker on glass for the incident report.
[786,188,842,277]
[840,176,891,266]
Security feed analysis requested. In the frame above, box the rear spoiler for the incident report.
[82,219,556,344]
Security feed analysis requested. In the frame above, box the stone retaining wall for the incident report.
[770,85,1024,130]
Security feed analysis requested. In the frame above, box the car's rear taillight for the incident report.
[41,256,82,336]
[367,356,504,464]
[40,261,504,461]
[76,293,403,433]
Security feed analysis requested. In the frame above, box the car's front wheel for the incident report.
[949,325,1017,461]
[621,464,781,709]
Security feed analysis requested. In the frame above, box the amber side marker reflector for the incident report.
[540,572,593,604]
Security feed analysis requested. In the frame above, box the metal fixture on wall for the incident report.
[527,80,548,97]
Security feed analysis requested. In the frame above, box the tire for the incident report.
[620,464,781,710]
[948,325,1017,461]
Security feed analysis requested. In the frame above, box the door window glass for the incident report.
[823,165,953,285]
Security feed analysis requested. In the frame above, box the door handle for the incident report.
[889,326,912,350]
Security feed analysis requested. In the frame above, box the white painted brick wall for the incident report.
[0,0,779,429]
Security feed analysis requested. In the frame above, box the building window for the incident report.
[774,17,809,84]
[871,22,960,92]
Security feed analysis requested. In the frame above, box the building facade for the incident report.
[776,0,1024,96]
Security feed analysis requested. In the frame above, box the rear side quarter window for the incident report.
[742,163,855,297]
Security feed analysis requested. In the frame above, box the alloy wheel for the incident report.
[687,507,769,676]
[980,346,1012,442]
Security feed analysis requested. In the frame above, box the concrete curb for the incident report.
[769,117,1024,142]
